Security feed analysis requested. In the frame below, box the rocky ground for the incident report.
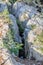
[11,1,43,61]
[0,48,43,65]
[15,57,43,65]
[0,0,43,65]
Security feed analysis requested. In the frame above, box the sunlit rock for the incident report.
[0,48,25,65]
[9,14,22,43]
[23,15,43,60]
[0,2,7,12]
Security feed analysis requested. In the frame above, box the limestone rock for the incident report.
[9,14,22,43]
[22,0,33,4]
[30,47,43,61]
[0,48,25,65]
[23,16,43,60]
[12,1,37,28]
[0,2,7,12]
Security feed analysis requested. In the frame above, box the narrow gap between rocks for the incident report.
[7,0,43,60]
[7,5,26,58]
[17,21,26,59]
[19,33,26,59]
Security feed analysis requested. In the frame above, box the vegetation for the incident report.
[3,28,23,56]
[0,8,23,56]
[31,24,36,30]
[9,0,17,4]
[0,8,9,15]
[16,19,24,34]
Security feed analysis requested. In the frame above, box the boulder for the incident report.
[0,13,22,43]
[0,48,25,65]
[9,14,22,43]
[23,16,43,60]
[29,47,43,61]
[12,1,25,15]
[12,1,38,28]
[22,0,33,4]
[33,0,43,6]
[0,2,7,12]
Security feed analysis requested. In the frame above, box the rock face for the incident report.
[9,14,22,43]
[0,2,7,12]
[0,18,9,39]
[0,14,22,55]
[0,48,25,65]
[24,16,43,60]
[0,2,23,65]
[0,0,43,62]
[12,1,43,61]
[12,1,38,28]
[0,2,22,43]
[29,47,43,61]
[0,2,22,57]
[33,0,43,5]
[0,15,21,43]
[23,0,43,7]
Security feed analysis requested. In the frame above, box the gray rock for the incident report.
[9,14,22,43]
[8,1,43,61]
[23,0,33,4]
[0,2,7,12]
[23,28,36,57]
[23,15,43,59]
[12,1,25,15]
[12,1,38,28]
[26,16,43,29]
[0,48,25,65]
[29,47,43,61]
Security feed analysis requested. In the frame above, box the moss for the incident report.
[0,9,22,56]
[16,19,24,34]
[37,31,43,43]
[31,24,36,30]
[0,8,9,15]
[9,0,17,4]
[0,9,13,24]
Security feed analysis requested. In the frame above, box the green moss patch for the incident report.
[31,24,36,30]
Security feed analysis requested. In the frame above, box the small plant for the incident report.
[9,0,17,4]
[3,9,9,15]
[3,23,23,56]
[31,24,36,30]
[0,8,9,15]
[16,19,24,34]
[0,5,23,56]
